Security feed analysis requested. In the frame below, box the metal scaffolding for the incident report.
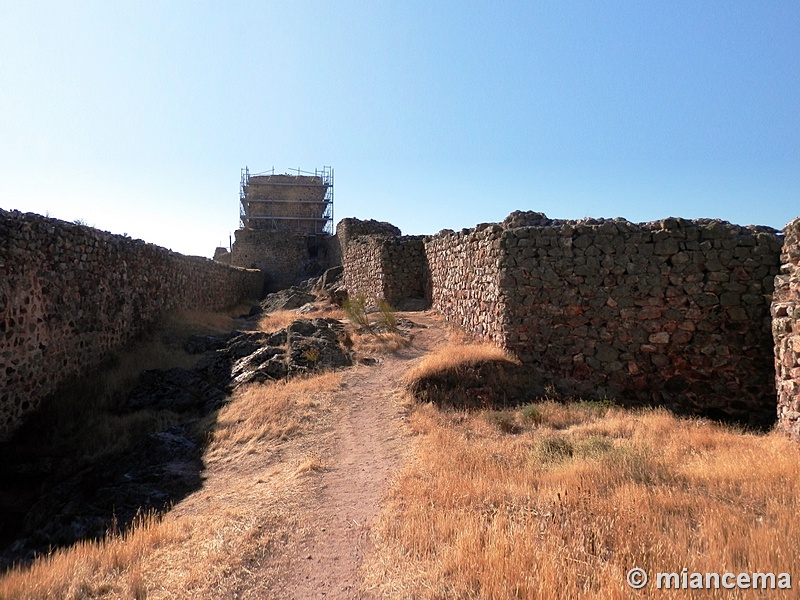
[239,166,334,234]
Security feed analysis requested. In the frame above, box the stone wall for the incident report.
[230,228,332,291]
[343,234,430,309]
[502,217,781,425]
[336,218,401,258]
[382,236,428,307]
[343,236,386,303]
[424,225,506,343]
[0,210,263,441]
[772,218,800,437]
[424,213,782,426]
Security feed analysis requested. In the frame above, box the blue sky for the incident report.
[1,1,798,257]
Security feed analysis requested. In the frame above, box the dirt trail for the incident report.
[285,313,445,599]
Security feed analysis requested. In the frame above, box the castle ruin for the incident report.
[229,167,336,291]
[4,176,800,442]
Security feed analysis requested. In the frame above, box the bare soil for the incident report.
[284,313,445,598]
[149,312,446,599]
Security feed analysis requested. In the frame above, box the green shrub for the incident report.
[343,293,371,330]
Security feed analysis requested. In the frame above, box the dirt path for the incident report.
[285,313,445,599]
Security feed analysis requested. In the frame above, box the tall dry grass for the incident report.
[258,309,306,333]
[258,306,348,333]
[0,512,186,600]
[364,401,800,599]
[403,342,519,383]
[0,372,342,599]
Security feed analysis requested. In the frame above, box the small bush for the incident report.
[375,299,398,332]
[486,410,522,434]
[520,404,543,424]
[343,293,371,330]
[535,435,575,463]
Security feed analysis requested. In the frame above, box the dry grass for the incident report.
[208,371,342,460]
[0,512,186,600]
[364,400,800,599]
[258,306,348,333]
[403,342,519,384]
[0,370,342,599]
[353,330,411,356]
[258,309,305,333]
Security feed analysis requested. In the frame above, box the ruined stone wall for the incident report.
[336,218,401,259]
[501,217,781,425]
[423,215,782,425]
[343,236,386,303]
[772,218,800,437]
[230,228,331,292]
[424,225,506,343]
[343,235,429,308]
[0,210,263,441]
[381,236,428,307]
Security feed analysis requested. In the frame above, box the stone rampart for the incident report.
[343,234,429,309]
[343,236,386,303]
[502,217,781,425]
[772,218,800,437]
[336,218,401,257]
[424,214,782,426]
[382,236,428,307]
[424,225,506,343]
[0,210,263,441]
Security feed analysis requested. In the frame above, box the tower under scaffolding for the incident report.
[239,166,333,235]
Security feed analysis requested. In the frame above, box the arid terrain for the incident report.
[1,303,800,599]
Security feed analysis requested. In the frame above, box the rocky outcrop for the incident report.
[260,287,316,313]
[0,316,352,568]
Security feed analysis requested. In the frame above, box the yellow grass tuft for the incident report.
[258,306,348,333]
[364,401,800,599]
[353,330,411,355]
[403,342,519,383]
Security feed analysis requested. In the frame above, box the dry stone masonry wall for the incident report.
[772,218,800,437]
[343,236,386,303]
[381,236,428,308]
[0,210,263,441]
[500,216,781,426]
[343,235,429,308]
[336,218,401,258]
[415,212,783,426]
[424,225,506,344]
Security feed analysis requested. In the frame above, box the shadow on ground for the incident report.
[0,317,352,571]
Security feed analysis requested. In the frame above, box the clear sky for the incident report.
[1,1,798,257]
